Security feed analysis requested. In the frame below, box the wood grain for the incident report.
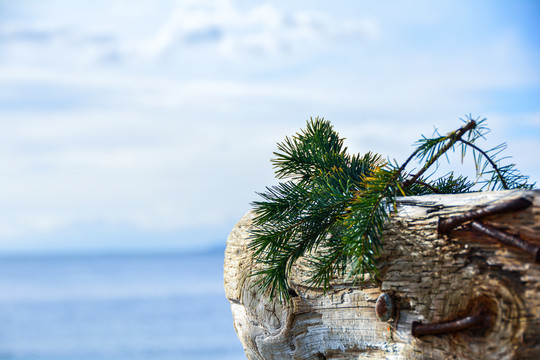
[224,190,540,359]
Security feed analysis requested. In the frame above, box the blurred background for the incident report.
[0,1,538,359]
[1,0,539,255]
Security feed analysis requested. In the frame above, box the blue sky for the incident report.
[0,0,539,254]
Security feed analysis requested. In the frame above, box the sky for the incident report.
[0,0,539,254]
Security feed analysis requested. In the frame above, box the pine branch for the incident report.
[249,116,534,302]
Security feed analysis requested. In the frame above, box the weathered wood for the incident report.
[224,190,540,359]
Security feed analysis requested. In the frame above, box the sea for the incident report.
[0,249,246,360]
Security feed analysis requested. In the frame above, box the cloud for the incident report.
[0,106,281,242]
[0,1,380,65]
[0,212,71,238]
[183,26,223,45]
[0,27,63,43]
[124,1,381,62]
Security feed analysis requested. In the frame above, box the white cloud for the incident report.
[0,0,380,66]
[123,0,380,61]
[0,213,71,238]
[0,105,281,240]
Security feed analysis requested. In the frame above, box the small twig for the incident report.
[458,138,508,189]
[412,180,442,194]
[403,120,477,189]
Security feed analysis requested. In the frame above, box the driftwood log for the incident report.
[224,190,540,359]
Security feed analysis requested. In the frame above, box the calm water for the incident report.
[0,250,246,360]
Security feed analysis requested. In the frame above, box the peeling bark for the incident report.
[224,190,540,359]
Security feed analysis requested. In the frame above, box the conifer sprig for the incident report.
[249,116,534,301]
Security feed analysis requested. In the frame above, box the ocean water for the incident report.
[0,250,246,360]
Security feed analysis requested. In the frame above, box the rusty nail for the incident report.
[375,293,394,322]
[469,221,540,263]
[411,313,490,337]
[438,197,532,235]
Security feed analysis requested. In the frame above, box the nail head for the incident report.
[375,293,394,322]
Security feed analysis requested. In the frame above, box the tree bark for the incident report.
[224,190,540,359]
